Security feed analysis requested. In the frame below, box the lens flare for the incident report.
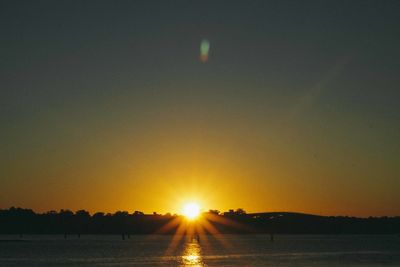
[200,39,210,62]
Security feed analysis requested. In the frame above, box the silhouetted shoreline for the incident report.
[1,207,399,235]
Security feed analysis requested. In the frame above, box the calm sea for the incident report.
[0,234,399,266]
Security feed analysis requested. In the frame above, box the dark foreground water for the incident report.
[1,234,399,266]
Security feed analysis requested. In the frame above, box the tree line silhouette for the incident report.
[1,207,399,236]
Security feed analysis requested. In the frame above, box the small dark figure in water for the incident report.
[121,234,125,240]
[270,233,274,242]
[64,233,67,239]
[191,234,200,242]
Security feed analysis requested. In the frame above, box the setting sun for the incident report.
[182,202,201,220]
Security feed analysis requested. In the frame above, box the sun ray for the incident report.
[159,202,254,259]
[194,223,211,247]
[204,212,251,232]
[164,219,187,255]
[200,216,231,247]
[155,216,182,234]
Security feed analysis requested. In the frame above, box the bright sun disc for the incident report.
[182,202,200,220]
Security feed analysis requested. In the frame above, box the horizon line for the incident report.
[2,206,399,219]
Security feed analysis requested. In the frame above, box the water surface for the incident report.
[1,234,399,266]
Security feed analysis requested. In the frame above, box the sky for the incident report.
[1,1,399,216]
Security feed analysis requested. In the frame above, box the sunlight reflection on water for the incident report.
[181,240,204,266]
